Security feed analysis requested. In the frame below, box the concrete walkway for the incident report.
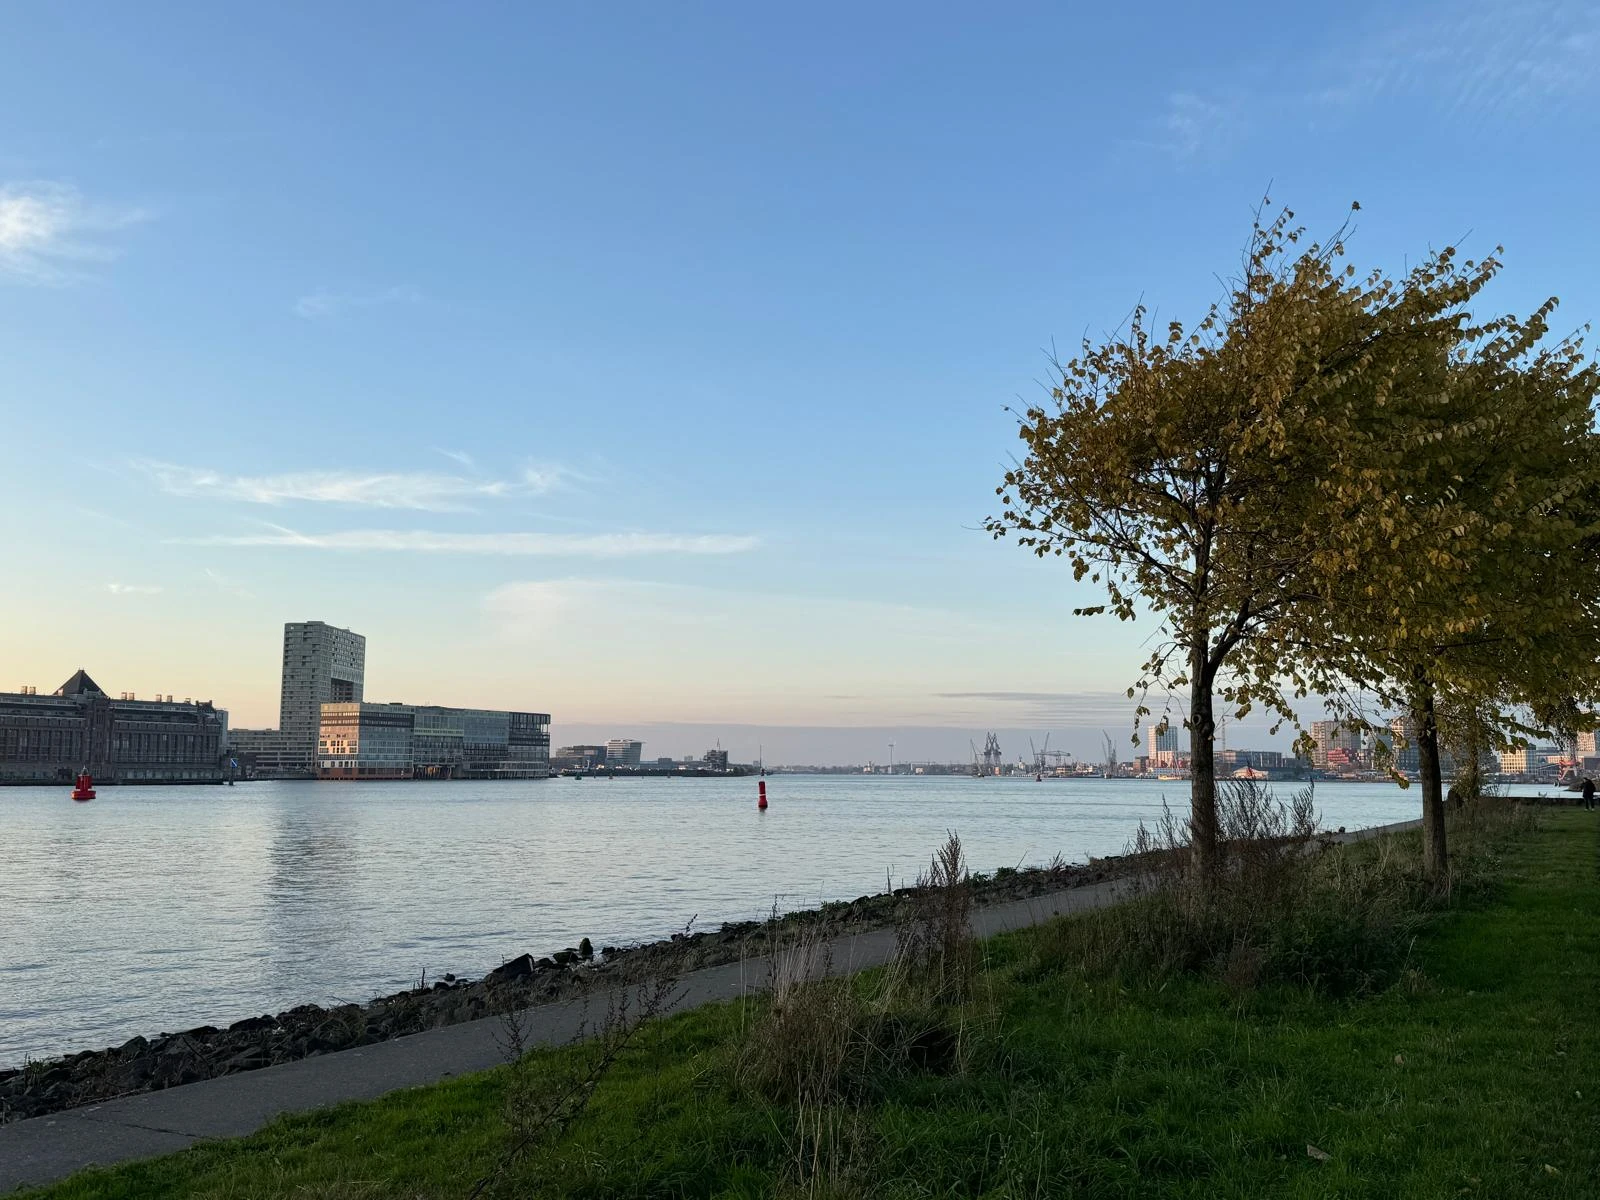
[0,819,1419,1193]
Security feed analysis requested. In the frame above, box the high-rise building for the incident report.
[1310,719,1365,772]
[1146,724,1183,768]
[1385,717,1419,773]
[605,738,643,765]
[280,621,365,773]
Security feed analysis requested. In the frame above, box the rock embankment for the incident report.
[0,858,1117,1124]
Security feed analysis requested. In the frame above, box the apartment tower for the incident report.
[280,621,365,771]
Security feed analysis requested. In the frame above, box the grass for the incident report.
[21,809,1599,1199]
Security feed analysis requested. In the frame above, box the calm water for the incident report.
[0,775,1418,1066]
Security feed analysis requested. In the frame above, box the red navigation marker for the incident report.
[71,771,96,802]
[758,780,768,811]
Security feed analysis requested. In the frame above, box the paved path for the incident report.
[0,819,1419,1193]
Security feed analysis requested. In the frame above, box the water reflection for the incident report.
[262,806,358,1001]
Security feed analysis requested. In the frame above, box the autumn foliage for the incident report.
[989,201,1600,878]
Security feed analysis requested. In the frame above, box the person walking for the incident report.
[1582,778,1595,811]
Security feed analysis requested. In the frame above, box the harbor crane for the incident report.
[981,732,1004,775]
[1028,733,1053,774]
[1101,730,1119,776]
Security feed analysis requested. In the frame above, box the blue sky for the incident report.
[2,1,1596,763]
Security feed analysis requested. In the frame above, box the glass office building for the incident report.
[317,702,551,780]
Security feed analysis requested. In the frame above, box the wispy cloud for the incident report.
[293,284,422,319]
[1125,1,1597,168]
[484,579,988,645]
[1323,0,1600,117]
[134,460,572,512]
[1158,92,1237,160]
[202,567,254,599]
[106,582,162,595]
[0,181,147,284]
[433,447,475,469]
[934,690,1135,723]
[173,528,761,556]
[1117,91,1245,164]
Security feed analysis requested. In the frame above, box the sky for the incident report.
[2,1,1597,765]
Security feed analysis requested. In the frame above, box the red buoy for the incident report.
[758,780,768,811]
[71,771,96,802]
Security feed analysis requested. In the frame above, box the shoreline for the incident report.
[0,852,1127,1124]
[2,797,1502,1127]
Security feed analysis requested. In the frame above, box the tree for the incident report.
[988,202,1499,874]
[1305,299,1600,879]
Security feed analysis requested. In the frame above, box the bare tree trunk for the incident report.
[1189,635,1219,877]
[1412,670,1448,882]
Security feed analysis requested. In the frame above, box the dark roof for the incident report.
[55,669,106,697]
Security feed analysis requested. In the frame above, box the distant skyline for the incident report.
[4,2,1597,761]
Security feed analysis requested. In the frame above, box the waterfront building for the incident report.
[1382,717,1419,773]
[0,670,228,785]
[280,621,365,775]
[317,702,550,780]
[552,744,608,771]
[229,727,309,778]
[703,747,730,771]
[1309,720,1366,772]
[1219,748,1285,771]
[1497,744,1557,776]
[605,738,643,765]
[1146,725,1183,768]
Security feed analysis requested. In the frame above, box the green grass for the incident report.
[23,810,1599,1199]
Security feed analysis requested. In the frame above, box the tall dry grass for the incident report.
[1030,779,1534,997]
[734,832,984,1196]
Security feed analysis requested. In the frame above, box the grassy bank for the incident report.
[25,808,1599,1199]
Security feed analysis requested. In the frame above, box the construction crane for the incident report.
[1026,733,1058,775]
[981,732,1003,775]
[1101,730,1119,777]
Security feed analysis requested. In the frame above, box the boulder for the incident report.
[486,953,536,983]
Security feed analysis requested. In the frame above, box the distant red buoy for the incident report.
[71,771,96,802]
[758,780,768,811]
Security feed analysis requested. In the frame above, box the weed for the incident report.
[472,950,684,1197]
[896,830,976,1006]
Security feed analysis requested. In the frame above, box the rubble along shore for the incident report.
[0,856,1125,1124]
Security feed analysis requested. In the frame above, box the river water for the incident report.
[0,774,1419,1066]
